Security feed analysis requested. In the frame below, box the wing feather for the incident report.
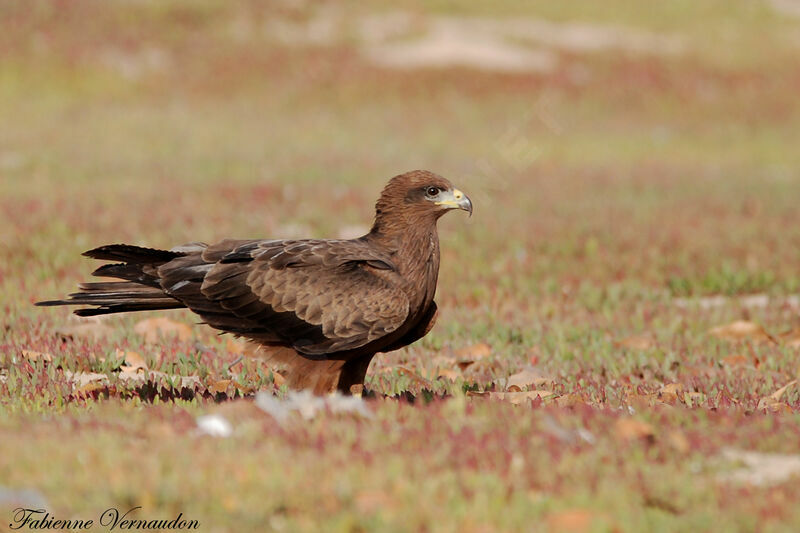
[200,239,409,355]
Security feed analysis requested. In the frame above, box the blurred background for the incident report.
[4,3,800,529]
[2,0,800,346]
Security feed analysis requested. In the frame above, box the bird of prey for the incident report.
[38,170,472,394]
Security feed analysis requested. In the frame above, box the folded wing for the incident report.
[162,239,410,356]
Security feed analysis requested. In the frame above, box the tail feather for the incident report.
[36,243,189,316]
[73,302,185,317]
[91,264,161,287]
[83,244,183,264]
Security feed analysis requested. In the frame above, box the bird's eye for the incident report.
[425,187,440,197]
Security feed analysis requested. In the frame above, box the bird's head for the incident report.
[372,170,472,232]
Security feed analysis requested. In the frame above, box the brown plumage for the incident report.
[37,170,472,394]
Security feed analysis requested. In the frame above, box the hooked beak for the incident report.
[435,188,473,217]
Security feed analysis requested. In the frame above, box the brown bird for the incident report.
[38,170,472,394]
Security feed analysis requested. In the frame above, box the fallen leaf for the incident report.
[504,366,554,391]
[461,358,504,383]
[21,350,52,363]
[624,391,658,410]
[116,369,201,389]
[455,342,492,368]
[272,371,286,387]
[709,320,776,344]
[757,380,798,411]
[210,379,231,394]
[658,383,684,404]
[555,393,584,408]
[232,381,256,395]
[64,367,200,392]
[614,334,654,350]
[659,383,684,395]
[64,370,108,388]
[134,317,193,343]
[763,402,793,414]
[614,418,655,443]
[75,381,107,397]
[467,390,553,405]
[437,368,462,381]
[118,349,147,372]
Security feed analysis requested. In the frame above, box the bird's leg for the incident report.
[336,354,375,395]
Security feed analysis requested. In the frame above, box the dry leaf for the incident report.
[757,380,798,411]
[768,379,796,401]
[232,381,256,395]
[504,366,554,391]
[272,371,286,387]
[624,392,658,411]
[437,368,462,381]
[64,370,108,388]
[556,393,584,408]
[134,317,193,343]
[117,369,200,388]
[455,342,492,368]
[461,358,503,383]
[709,320,776,344]
[660,383,684,395]
[614,418,655,442]
[658,383,684,404]
[21,350,52,363]
[210,379,231,394]
[614,334,654,350]
[75,381,107,396]
[65,369,199,390]
[118,349,147,372]
[467,390,553,405]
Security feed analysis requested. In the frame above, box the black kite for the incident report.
[38,170,472,394]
